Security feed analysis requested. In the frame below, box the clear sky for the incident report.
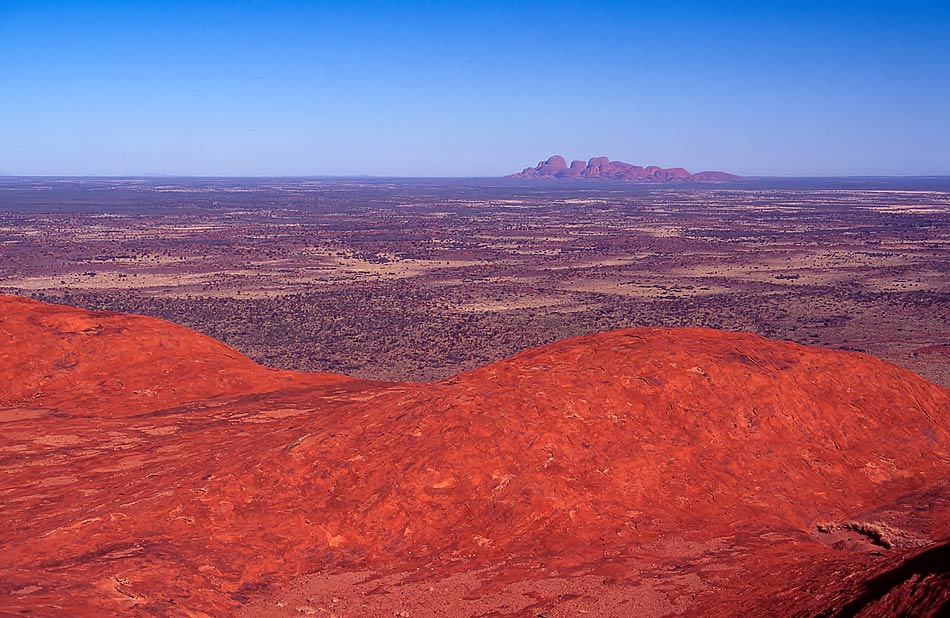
[2,0,949,177]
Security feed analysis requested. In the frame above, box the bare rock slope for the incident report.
[1,295,947,617]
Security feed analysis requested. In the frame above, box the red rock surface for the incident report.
[0,295,352,418]
[509,156,741,181]
[1,295,948,617]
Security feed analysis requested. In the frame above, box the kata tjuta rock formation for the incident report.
[1,295,948,617]
[509,154,741,181]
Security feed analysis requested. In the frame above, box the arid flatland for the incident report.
[1,176,946,385]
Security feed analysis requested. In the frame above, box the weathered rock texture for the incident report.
[1,295,947,617]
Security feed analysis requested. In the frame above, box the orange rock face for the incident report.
[1,295,948,616]
[0,295,352,418]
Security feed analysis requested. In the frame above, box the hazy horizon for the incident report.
[3,172,950,180]
[3,0,949,177]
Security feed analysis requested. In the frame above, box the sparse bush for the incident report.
[815,519,921,550]
[815,521,835,534]
[842,520,906,549]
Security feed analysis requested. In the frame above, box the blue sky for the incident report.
[2,1,949,176]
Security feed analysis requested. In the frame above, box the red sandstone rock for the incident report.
[0,295,349,417]
[508,156,740,181]
[516,155,570,177]
[0,296,947,616]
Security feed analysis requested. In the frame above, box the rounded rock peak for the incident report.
[542,155,568,170]
[0,295,351,416]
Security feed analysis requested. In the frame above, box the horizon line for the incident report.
[3,174,950,181]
